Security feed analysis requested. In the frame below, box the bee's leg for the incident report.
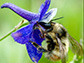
[39,27,53,38]
[29,40,48,52]
[37,29,45,39]
[37,22,53,38]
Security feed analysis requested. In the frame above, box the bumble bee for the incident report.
[30,17,83,63]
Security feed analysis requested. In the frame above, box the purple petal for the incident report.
[1,3,39,22]
[11,24,34,44]
[26,42,42,63]
[32,29,45,44]
[39,0,51,21]
[39,3,44,13]
[26,29,44,62]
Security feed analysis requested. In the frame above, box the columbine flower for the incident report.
[1,0,57,63]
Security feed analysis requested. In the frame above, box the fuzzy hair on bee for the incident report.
[30,17,83,63]
[38,22,69,62]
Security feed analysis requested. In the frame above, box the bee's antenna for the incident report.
[51,17,64,21]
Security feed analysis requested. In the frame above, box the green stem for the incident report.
[0,28,16,41]
[0,20,28,41]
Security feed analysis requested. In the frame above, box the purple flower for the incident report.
[1,0,57,63]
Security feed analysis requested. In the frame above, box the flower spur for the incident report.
[1,0,57,63]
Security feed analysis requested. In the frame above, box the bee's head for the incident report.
[38,17,64,29]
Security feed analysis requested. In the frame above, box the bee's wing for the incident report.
[56,37,67,63]
[68,34,83,56]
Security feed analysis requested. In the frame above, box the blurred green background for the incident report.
[0,0,83,63]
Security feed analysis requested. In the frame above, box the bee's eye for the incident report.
[38,22,52,29]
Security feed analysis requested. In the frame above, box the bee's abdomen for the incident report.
[45,52,60,61]
[49,54,60,61]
